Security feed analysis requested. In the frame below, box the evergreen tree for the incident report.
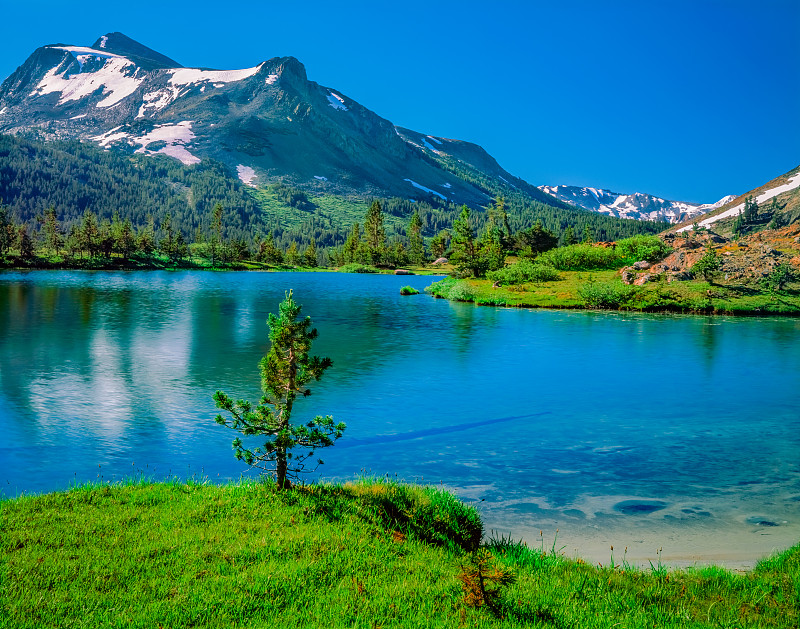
[209,202,224,266]
[342,223,361,264]
[159,213,177,261]
[81,210,100,258]
[478,226,505,273]
[450,206,482,277]
[137,216,156,256]
[258,232,284,264]
[407,210,426,265]
[513,220,558,256]
[304,238,318,267]
[430,230,449,259]
[363,200,386,265]
[285,241,300,266]
[562,226,576,247]
[17,224,34,259]
[38,207,63,256]
[0,204,11,256]
[214,290,345,489]
[743,196,758,223]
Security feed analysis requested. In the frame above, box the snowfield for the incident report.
[93,122,200,165]
[168,64,264,87]
[32,55,142,108]
[237,165,256,187]
[677,172,800,232]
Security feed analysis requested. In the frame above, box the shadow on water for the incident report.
[337,411,552,448]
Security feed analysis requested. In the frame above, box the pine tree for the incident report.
[430,230,449,259]
[304,238,317,267]
[0,204,11,256]
[408,210,425,266]
[363,200,386,265]
[214,291,345,489]
[81,210,100,258]
[17,224,34,259]
[450,206,483,277]
[38,207,63,256]
[209,202,224,266]
[342,223,361,264]
[285,241,300,266]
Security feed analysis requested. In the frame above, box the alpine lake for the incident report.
[2,270,799,569]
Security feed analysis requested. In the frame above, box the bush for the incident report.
[338,263,379,274]
[425,277,477,302]
[399,285,419,295]
[616,235,671,263]
[538,244,625,270]
[578,279,637,308]
[487,259,562,285]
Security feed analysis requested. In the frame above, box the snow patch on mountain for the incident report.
[404,178,447,201]
[237,165,256,187]
[314,175,328,181]
[265,74,279,85]
[32,56,142,108]
[539,184,718,223]
[99,36,108,49]
[327,92,348,111]
[168,64,263,87]
[132,121,199,165]
[426,135,442,145]
[677,174,800,232]
[136,85,185,118]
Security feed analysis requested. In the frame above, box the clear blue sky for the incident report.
[2,0,798,203]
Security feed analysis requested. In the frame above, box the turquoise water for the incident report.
[2,270,799,566]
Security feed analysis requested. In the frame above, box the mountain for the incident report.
[671,165,800,235]
[538,184,735,224]
[0,32,563,210]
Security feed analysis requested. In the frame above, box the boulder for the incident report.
[394,269,413,275]
[621,269,636,285]
[432,257,448,265]
[633,260,651,270]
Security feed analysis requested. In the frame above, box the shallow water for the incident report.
[1,270,799,568]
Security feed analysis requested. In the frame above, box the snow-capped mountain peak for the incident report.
[539,184,730,224]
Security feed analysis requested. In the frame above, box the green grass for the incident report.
[426,271,800,315]
[400,285,420,295]
[1,481,798,628]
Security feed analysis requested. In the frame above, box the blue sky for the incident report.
[2,0,798,203]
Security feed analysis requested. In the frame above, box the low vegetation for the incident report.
[2,480,797,628]
[400,285,420,295]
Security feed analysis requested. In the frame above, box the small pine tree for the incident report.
[214,291,345,489]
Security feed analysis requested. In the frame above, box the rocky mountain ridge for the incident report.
[538,184,734,224]
[0,32,565,211]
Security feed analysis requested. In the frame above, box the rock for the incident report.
[621,270,635,285]
[633,260,651,270]
[394,269,413,275]
[667,271,692,282]
[432,257,448,265]
[633,273,657,285]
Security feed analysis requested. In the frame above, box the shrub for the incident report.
[399,285,419,295]
[616,235,672,263]
[338,263,379,274]
[425,277,477,302]
[487,259,562,285]
[537,244,625,270]
[578,279,637,308]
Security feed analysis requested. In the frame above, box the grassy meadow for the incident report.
[2,480,798,628]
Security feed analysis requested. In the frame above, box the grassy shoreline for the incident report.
[425,273,800,316]
[2,480,798,628]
